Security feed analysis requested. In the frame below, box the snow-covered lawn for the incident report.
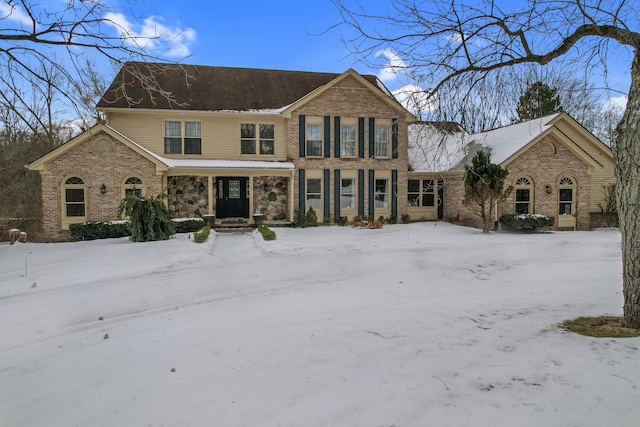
[0,223,637,427]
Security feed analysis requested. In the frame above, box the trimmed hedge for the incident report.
[500,214,555,232]
[69,221,129,241]
[69,217,206,241]
[257,224,276,241]
[193,225,211,243]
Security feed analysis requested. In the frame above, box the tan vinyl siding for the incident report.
[554,120,615,212]
[106,111,288,161]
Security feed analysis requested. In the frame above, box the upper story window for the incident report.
[374,125,390,157]
[164,121,201,155]
[306,124,323,157]
[341,124,357,157]
[241,123,275,155]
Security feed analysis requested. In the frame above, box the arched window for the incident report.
[559,177,575,215]
[63,177,86,218]
[515,177,533,214]
[123,177,143,197]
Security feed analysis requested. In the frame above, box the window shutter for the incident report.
[392,119,399,159]
[299,115,306,157]
[358,169,365,216]
[324,169,331,218]
[368,170,375,218]
[334,117,341,158]
[368,117,375,158]
[334,169,341,218]
[358,118,365,158]
[324,116,331,158]
[392,169,398,215]
[298,169,306,210]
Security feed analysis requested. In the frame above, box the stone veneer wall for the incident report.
[286,85,410,219]
[442,135,592,230]
[167,176,209,218]
[38,131,163,241]
[253,176,289,220]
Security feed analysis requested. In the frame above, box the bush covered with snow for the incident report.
[500,213,555,232]
[193,225,211,243]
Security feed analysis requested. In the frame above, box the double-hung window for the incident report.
[515,177,532,214]
[306,124,323,157]
[408,179,435,207]
[341,178,356,209]
[64,177,86,217]
[241,123,275,155]
[341,124,357,157]
[559,177,574,215]
[374,179,389,208]
[306,178,322,210]
[164,121,201,155]
[374,126,390,157]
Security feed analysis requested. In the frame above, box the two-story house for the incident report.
[27,62,415,241]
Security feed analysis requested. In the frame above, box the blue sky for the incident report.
[105,0,630,109]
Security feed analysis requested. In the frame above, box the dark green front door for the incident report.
[216,177,249,218]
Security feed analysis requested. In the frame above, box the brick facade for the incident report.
[288,86,409,221]
[39,131,163,240]
[441,135,592,230]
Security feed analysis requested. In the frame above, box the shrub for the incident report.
[193,225,211,243]
[306,208,318,227]
[386,214,398,224]
[353,215,362,223]
[292,208,307,228]
[335,215,349,226]
[401,213,411,224]
[69,221,130,241]
[118,194,175,242]
[258,224,276,240]
[174,218,205,233]
[500,213,555,232]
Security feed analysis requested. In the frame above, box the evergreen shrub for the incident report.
[500,213,555,232]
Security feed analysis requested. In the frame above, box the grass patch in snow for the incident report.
[563,316,640,338]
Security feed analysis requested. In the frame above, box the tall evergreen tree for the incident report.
[463,150,510,233]
[516,81,562,121]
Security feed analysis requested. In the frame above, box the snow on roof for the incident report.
[409,113,560,173]
[105,124,295,170]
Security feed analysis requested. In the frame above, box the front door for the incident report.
[216,177,249,219]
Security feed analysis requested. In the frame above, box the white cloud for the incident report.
[392,85,436,117]
[104,12,196,58]
[375,48,407,82]
[603,95,627,111]
[0,2,32,26]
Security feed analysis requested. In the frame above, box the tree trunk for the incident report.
[615,49,640,328]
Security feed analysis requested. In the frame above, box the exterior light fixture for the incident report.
[100,184,107,194]
[545,184,552,195]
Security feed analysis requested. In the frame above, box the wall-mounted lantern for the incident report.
[545,184,553,195]
[100,184,107,195]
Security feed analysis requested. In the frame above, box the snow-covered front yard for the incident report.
[0,223,637,427]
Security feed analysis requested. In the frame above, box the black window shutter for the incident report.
[334,117,341,158]
[368,170,375,218]
[323,169,331,218]
[358,169,365,216]
[358,118,365,158]
[368,117,375,158]
[392,119,399,159]
[298,169,306,210]
[392,169,398,215]
[299,115,306,157]
[334,169,341,219]
[324,116,331,158]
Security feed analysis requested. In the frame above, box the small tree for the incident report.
[118,194,175,242]
[516,81,562,122]
[463,150,510,232]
